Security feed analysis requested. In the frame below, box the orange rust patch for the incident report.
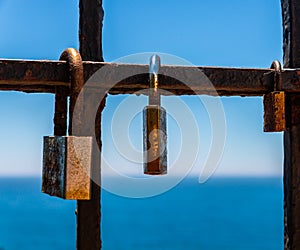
[263,91,286,132]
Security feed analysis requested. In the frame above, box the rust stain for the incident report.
[42,136,92,200]
[24,69,34,81]
[263,91,286,132]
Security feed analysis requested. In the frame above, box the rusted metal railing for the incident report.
[1,59,300,96]
[1,0,300,249]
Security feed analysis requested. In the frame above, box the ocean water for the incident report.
[0,177,283,250]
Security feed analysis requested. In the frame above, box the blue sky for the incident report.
[0,0,283,178]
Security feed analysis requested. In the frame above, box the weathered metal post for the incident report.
[77,0,105,249]
[281,1,300,249]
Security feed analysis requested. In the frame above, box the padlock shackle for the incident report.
[270,60,282,92]
[149,55,161,106]
[59,48,84,136]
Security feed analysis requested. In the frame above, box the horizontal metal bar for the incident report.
[0,59,69,93]
[78,62,278,96]
[0,58,300,96]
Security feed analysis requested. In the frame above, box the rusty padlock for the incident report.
[263,60,286,132]
[42,136,92,200]
[143,55,167,175]
[42,48,92,200]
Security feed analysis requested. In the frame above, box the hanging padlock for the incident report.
[263,60,286,132]
[42,135,92,200]
[143,55,167,175]
[42,48,92,200]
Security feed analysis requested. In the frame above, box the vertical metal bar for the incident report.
[79,0,104,62]
[78,0,104,249]
[281,0,300,249]
[53,87,68,136]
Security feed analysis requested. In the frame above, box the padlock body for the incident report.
[143,105,167,175]
[263,91,286,132]
[42,136,92,200]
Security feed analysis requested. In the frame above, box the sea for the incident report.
[0,177,283,250]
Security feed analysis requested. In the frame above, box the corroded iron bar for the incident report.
[282,0,300,249]
[0,59,68,93]
[53,86,68,136]
[78,0,104,249]
[79,0,103,62]
[2,59,300,95]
